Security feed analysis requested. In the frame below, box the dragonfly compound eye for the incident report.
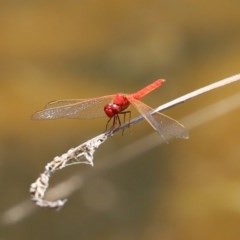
[104,103,121,117]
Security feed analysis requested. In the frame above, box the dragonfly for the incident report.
[32,79,189,141]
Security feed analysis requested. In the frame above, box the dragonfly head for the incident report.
[104,103,121,118]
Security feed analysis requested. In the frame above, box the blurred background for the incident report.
[0,0,240,239]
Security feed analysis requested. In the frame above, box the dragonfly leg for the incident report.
[105,114,121,132]
[105,117,112,131]
[118,110,131,135]
[124,111,131,128]
[105,111,131,135]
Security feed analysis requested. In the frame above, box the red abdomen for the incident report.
[132,79,165,100]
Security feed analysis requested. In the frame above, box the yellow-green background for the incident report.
[0,1,240,239]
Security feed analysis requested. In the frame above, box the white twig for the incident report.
[29,73,240,209]
[154,73,240,113]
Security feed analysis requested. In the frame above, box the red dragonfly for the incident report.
[32,79,189,141]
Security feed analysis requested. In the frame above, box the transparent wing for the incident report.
[32,95,115,120]
[128,97,189,141]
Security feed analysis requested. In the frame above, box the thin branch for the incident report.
[29,133,110,209]
[29,73,240,209]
